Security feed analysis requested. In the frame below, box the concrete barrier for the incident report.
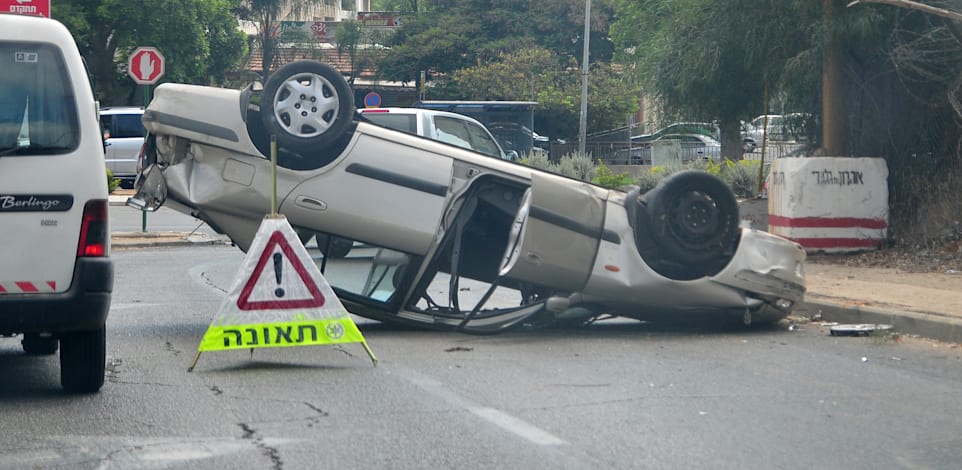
[768,157,888,253]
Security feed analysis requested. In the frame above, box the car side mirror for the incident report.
[505,150,519,161]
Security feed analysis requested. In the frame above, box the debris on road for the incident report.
[830,323,894,336]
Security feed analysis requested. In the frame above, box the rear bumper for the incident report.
[0,258,113,334]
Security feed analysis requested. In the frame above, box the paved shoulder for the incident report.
[800,262,962,343]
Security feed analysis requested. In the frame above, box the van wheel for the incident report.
[260,60,355,156]
[60,327,106,394]
[22,334,58,355]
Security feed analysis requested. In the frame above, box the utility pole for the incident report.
[578,0,591,155]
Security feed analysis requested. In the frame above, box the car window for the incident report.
[462,121,501,158]
[362,113,417,135]
[0,42,78,154]
[434,116,473,149]
[111,113,145,139]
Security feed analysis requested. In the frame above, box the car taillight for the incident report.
[78,200,109,257]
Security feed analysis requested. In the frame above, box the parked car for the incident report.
[130,60,806,333]
[743,113,810,144]
[100,106,145,187]
[358,107,517,161]
[0,13,112,393]
[635,122,757,156]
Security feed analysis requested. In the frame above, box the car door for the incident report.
[499,171,606,292]
[279,127,455,257]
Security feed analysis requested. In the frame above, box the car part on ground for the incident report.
[133,59,806,334]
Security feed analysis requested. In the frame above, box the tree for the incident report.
[451,47,641,138]
[375,0,629,140]
[334,19,388,87]
[55,0,247,104]
[232,0,324,79]
[610,0,825,159]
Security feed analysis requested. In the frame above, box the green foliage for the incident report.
[519,151,552,170]
[610,0,822,156]
[555,152,597,181]
[377,0,630,140]
[591,161,636,190]
[718,159,763,198]
[56,0,247,104]
[106,168,120,194]
[634,165,676,193]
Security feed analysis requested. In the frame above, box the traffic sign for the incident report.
[128,47,165,85]
[188,216,377,371]
[364,92,382,108]
[1,0,50,17]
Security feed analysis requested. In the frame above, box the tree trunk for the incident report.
[720,120,743,161]
[822,0,846,155]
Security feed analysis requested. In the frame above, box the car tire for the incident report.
[59,327,106,394]
[260,60,355,156]
[22,334,58,355]
[635,171,739,278]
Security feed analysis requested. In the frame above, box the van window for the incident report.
[0,42,79,155]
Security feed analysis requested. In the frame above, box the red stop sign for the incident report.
[128,47,165,85]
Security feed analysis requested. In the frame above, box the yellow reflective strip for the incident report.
[198,319,367,351]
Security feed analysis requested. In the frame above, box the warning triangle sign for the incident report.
[191,215,376,366]
[237,230,325,310]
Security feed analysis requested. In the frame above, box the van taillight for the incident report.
[78,200,108,257]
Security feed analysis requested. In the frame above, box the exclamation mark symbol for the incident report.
[273,252,285,298]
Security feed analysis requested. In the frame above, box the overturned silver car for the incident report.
[131,60,805,334]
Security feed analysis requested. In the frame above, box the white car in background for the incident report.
[358,107,518,161]
[99,106,145,187]
[130,60,806,333]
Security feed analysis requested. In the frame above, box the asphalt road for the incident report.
[1,245,961,469]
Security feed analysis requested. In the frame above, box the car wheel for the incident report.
[59,327,106,393]
[260,60,355,156]
[636,171,739,279]
[22,334,58,355]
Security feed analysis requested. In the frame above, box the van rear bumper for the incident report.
[0,258,113,334]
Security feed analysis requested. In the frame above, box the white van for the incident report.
[0,13,113,393]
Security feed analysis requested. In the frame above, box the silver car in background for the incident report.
[100,106,145,187]
[131,60,806,333]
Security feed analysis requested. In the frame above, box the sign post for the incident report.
[128,47,165,231]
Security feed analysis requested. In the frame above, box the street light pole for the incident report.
[578,0,591,155]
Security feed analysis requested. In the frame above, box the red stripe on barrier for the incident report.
[769,215,887,229]
[787,237,883,249]
[47,281,56,290]
[0,284,5,293]
[16,282,38,292]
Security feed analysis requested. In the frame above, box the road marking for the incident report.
[399,369,567,446]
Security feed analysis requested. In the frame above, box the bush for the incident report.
[718,159,764,198]
[106,168,120,193]
[519,151,552,170]
[592,161,636,190]
[553,151,596,181]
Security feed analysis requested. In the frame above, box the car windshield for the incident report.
[0,42,79,155]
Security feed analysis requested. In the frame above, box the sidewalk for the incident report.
[797,262,962,344]
[109,191,962,343]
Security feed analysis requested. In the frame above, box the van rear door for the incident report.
[0,40,98,295]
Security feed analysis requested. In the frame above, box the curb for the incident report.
[111,232,231,249]
[797,300,962,344]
